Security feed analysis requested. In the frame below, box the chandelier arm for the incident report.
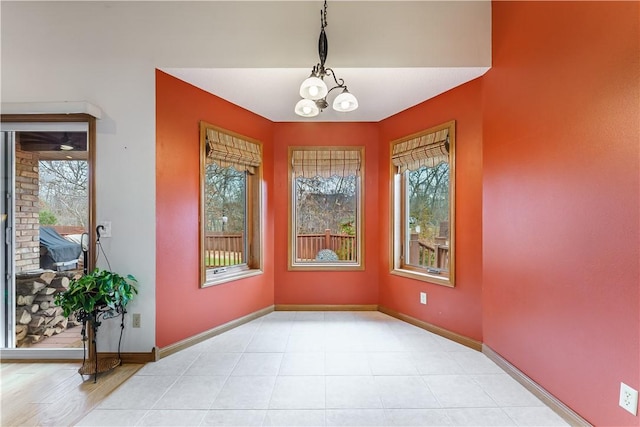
[324,68,345,90]
[325,85,347,96]
[311,64,322,77]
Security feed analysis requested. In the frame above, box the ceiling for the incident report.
[18,132,87,161]
[163,66,489,122]
[159,1,491,123]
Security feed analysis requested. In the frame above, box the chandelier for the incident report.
[294,0,358,118]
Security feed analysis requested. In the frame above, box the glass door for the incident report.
[1,121,92,356]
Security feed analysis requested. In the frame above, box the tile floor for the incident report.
[77,311,570,426]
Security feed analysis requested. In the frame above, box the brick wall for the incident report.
[15,145,40,273]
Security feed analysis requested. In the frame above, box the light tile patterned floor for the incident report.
[77,311,569,426]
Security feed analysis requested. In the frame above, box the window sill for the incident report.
[288,262,364,272]
[202,268,263,288]
[390,267,454,287]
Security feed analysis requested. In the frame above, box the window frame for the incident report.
[390,121,456,287]
[199,122,263,287]
[288,146,365,271]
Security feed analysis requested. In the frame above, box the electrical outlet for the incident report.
[98,221,112,238]
[420,292,427,305]
[619,382,638,415]
[132,313,141,328]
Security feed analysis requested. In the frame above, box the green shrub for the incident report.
[39,210,57,225]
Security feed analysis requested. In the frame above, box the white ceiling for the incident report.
[157,1,492,122]
[163,66,489,122]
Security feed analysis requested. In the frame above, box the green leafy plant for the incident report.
[39,210,57,225]
[54,268,138,317]
[335,220,355,260]
[339,220,355,236]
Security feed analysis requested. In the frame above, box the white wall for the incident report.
[0,1,490,352]
[2,3,160,351]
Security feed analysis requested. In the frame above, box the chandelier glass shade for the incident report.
[333,89,358,112]
[295,0,358,117]
[294,98,321,117]
[299,76,328,100]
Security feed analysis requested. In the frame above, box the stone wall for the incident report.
[15,270,82,347]
[15,144,40,273]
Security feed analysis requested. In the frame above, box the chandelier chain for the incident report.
[322,0,327,29]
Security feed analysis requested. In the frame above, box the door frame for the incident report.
[1,113,97,358]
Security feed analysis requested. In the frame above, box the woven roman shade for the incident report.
[292,149,362,178]
[392,128,449,173]
[206,128,262,174]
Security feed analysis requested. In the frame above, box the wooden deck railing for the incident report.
[296,230,356,261]
[409,233,449,271]
[204,232,244,267]
[51,225,86,236]
[205,230,357,266]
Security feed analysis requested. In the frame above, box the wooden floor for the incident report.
[0,361,143,426]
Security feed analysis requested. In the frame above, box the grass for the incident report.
[205,251,243,267]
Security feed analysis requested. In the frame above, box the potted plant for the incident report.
[54,268,137,381]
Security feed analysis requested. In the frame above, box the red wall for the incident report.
[273,123,380,305]
[155,2,639,422]
[482,2,639,426]
[378,78,485,342]
[155,70,275,348]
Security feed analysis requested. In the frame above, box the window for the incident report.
[391,121,455,286]
[200,122,262,286]
[289,147,364,270]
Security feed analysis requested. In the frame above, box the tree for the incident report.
[294,175,357,234]
[204,163,246,233]
[39,160,88,227]
[407,162,449,241]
